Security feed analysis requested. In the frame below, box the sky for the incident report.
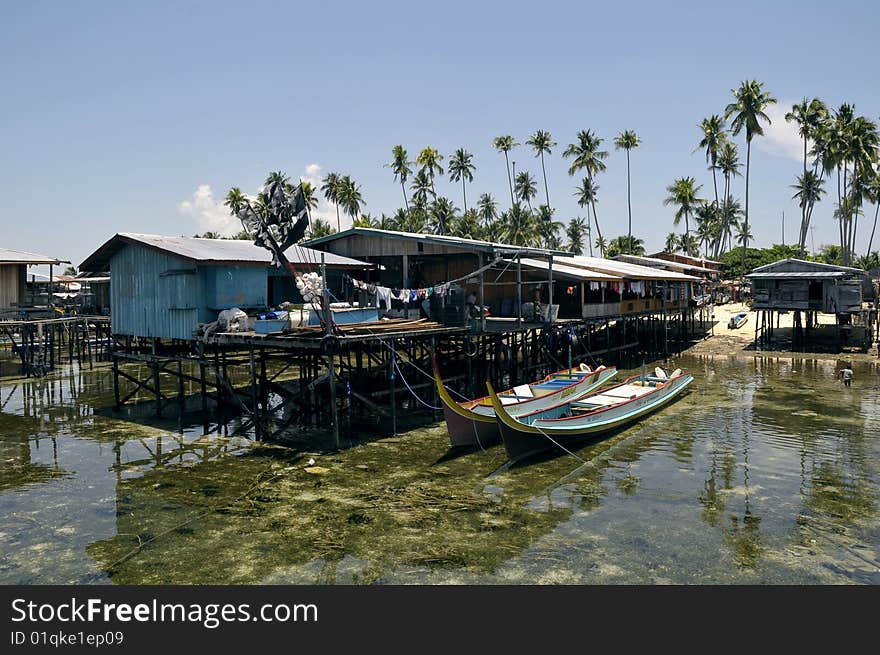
[2,0,879,269]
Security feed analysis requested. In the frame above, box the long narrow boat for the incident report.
[488,368,694,462]
[434,362,617,447]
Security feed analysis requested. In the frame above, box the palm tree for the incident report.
[664,232,678,253]
[336,175,364,230]
[565,217,587,255]
[664,177,702,241]
[410,168,433,210]
[733,219,753,247]
[594,235,608,256]
[448,148,476,212]
[386,145,413,212]
[791,171,826,253]
[785,98,828,249]
[696,115,726,215]
[477,193,498,227]
[514,171,539,210]
[416,146,444,197]
[606,235,645,257]
[574,177,601,256]
[716,142,742,256]
[865,173,880,258]
[564,130,608,256]
[309,218,335,239]
[430,197,457,235]
[352,213,378,228]
[492,135,519,207]
[453,209,483,240]
[526,130,556,209]
[501,204,540,247]
[694,202,718,257]
[677,233,699,256]
[725,79,777,269]
[224,187,247,215]
[320,172,342,231]
[300,181,319,212]
[614,130,641,253]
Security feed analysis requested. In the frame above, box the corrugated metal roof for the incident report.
[80,233,375,271]
[647,251,722,266]
[745,271,848,279]
[565,256,701,281]
[519,258,622,281]
[614,254,717,275]
[304,227,562,257]
[0,247,63,265]
[749,258,864,275]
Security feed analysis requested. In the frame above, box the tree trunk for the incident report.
[626,149,633,253]
[866,202,880,258]
[504,152,515,208]
[336,205,340,232]
[462,178,467,213]
[590,194,604,258]
[540,152,550,209]
[741,138,751,282]
[401,180,410,214]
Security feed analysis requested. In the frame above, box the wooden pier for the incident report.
[107,305,702,448]
[0,315,113,377]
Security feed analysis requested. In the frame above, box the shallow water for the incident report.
[1,353,878,584]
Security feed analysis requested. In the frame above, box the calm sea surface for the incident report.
[1,353,878,584]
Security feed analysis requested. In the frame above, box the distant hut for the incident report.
[0,247,64,316]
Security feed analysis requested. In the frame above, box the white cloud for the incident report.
[176,184,239,236]
[177,163,349,236]
[755,101,808,162]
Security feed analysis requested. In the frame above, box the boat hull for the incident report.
[492,374,693,462]
[435,365,617,448]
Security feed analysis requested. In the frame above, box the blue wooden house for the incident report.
[79,233,373,340]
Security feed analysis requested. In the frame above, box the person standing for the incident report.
[840,363,854,387]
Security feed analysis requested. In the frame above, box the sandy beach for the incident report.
[685,301,879,363]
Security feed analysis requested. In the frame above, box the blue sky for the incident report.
[2,0,879,268]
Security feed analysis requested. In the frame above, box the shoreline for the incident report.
[681,301,879,364]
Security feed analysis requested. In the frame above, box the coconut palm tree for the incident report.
[352,213,378,228]
[564,130,608,255]
[321,172,342,231]
[606,235,645,257]
[300,181,319,213]
[594,235,608,256]
[574,177,601,256]
[492,135,519,207]
[448,148,476,212]
[785,98,828,249]
[664,177,703,241]
[410,168,433,210]
[865,172,880,258]
[725,79,777,269]
[514,171,539,210]
[664,232,678,253]
[477,193,498,227]
[501,204,540,247]
[694,202,719,257]
[716,142,742,256]
[614,129,641,253]
[309,218,335,239]
[386,145,413,212]
[733,219,753,247]
[565,217,587,255]
[526,130,556,209]
[696,116,726,214]
[453,209,483,240]
[416,146,445,197]
[336,175,364,230]
[791,171,826,253]
[224,187,247,215]
[677,233,700,256]
[430,196,457,235]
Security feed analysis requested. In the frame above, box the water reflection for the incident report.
[0,353,878,584]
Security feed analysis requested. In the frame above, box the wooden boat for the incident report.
[488,368,694,462]
[728,312,748,329]
[434,362,617,447]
